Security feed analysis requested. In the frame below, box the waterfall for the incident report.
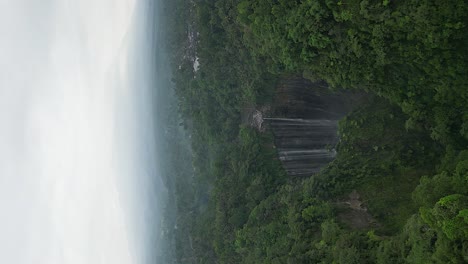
[266,117,339,176]
[265,76,360,177]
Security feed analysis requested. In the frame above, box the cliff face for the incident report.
[266,76,359,177]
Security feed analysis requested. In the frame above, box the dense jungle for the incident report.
[160,0,468,263]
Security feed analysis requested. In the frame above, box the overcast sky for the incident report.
[0,0,160,263]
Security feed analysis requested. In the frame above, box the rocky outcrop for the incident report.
[265,76,360,177]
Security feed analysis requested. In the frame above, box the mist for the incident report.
[0,0,166,263]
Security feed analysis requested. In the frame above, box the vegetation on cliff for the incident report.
[163,0,468,263]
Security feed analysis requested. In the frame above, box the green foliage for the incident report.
[164,0,468,263]
[421,194,468,241]
[238,0,468,147]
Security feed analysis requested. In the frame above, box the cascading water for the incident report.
[265,118,339,176]
[265,77,360,177]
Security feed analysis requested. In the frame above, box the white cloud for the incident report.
[0,0,157,263]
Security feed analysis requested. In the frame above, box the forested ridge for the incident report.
[162,0,468,263]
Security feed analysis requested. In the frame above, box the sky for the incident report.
[0,0,162,263]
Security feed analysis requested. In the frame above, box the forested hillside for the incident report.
[162,0,467,263]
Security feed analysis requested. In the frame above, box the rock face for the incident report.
[265,76,358,177]
[338,190,378,229]
[251,109,265,132]
[266,118,339,176]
